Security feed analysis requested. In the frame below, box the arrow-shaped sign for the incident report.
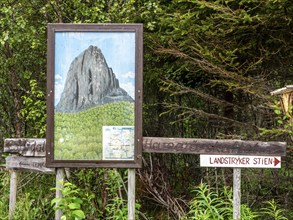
[200,155,281,168]
[274,157,280,167]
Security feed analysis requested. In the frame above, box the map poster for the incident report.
[103,126,135,160]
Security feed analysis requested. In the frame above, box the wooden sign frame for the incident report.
[46,24,143,168]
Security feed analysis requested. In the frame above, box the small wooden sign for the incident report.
[6,156,55,174]
[143,137,286,156]
[4,139,46,157]
[200,155,281,168]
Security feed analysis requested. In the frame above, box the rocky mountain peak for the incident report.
[55,45,133,113]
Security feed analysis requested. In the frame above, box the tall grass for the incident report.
[184,183,258,220]
[0,169,9,219]
[184,183,289,220]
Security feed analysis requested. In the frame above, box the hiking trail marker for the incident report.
[200,155,281,168]
[200,154,282,220]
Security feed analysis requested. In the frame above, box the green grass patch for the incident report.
[54,101,134,160]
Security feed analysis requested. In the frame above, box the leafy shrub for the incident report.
[13,193,48,220]
[105,196,141,220]
[261,199,288,220]
[51,181,85,220]
[184,183,258,220]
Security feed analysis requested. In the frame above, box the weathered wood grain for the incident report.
[143,137,286,156]
[9,170,17,220]
[233,168,241,220]
[6,156,55,174]
[270,85,293,95]
[55,168,65,220]
[128,169,136,220]
[4,137,287,157]
[4,139,46,157]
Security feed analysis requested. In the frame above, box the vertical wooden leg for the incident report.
[233,168,241,220]
[55,168,65,220]
[9,170,18,220]
[128,169,136,220]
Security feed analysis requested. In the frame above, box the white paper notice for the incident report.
[102,126,135,160]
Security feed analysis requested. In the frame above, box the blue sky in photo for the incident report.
[54,32,136,106]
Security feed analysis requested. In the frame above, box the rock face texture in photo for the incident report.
[56,45,133,113]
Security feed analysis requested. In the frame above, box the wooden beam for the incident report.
[233,168,241,220]
[271,85,292,119]
[9,170,18,220]
[143,137,286,156]
[4,137,287,157]
[6,156,55,174]
[4,138,46,157]
[128,169,136,220]
[55,168,65,220]
[270,85,293,96]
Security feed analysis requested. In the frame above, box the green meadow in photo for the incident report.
[54,101,134,160]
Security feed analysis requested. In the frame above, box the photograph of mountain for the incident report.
[55,45,134,113]
[53,32,136,160]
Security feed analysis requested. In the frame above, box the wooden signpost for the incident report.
[200,154,283,219]
[4,139,53,174]
[6,156,55,174]
[200,156,283,220]
[5,138,286,157]
[3,138,286,220]
[4,139,56,219]
[4,138,46,157]
[200,153,284,219]
[143,137,286,156]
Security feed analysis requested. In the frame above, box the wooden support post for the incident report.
[9,170,18,220]
[233,168,241,220]
[128,169,136,220]
[55,168,65,220]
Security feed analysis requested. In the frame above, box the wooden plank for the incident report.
[4,138,46,157]
[233,168,241,220]
[9,170,18,220]
[55,168,65,220]
[128,169,136,220]
[270,85,293,95]
[6,156,55,174]
[4,137,287,157]
[143,137,286,156]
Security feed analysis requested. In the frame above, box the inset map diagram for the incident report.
[102,126,135,160]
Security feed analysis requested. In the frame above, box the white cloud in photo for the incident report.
[120,82,135,100]
[55,74,63,81]
[55,83,64,106]
[121,71,135,79]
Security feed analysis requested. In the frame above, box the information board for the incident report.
[46,24,143,168]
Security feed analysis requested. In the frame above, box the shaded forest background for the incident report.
[0,0,292,219]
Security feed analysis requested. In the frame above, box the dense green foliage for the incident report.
[51,181,86,220]
[0,170,9,218]
[0,172,56,219]
[54,101,134,160]
[0,0,292,219]
[185,183,258,219]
